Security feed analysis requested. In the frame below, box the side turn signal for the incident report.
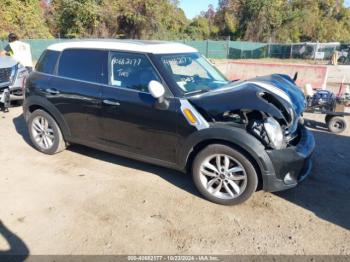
[183,108,197,124]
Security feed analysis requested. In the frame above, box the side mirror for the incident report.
[148,80,169,110]
[148,80,165,102]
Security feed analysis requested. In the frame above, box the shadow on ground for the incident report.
[69,144,201,198]
[12,114,201,199]
[12,114,32,145]
[275,118,350,230]
[13,114,350,230]
[0,221,29,261]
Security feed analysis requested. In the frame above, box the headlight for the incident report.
[264,117,285,149]
[17,69,27,79]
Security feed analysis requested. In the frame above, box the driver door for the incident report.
[99,51,180,164]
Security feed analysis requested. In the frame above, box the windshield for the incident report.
[156,53,229,95]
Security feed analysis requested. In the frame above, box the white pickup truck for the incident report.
[0,56,29,111]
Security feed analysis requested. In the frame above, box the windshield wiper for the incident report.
[185,88,211,96]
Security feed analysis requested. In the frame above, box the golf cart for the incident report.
[303,83,350,133]
[338,44,350,65]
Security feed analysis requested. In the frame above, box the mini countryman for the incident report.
[23,41,315,205]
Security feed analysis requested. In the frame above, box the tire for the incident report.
[338,56,346,65]
[325,114,332,125]
[27,109,66,155]
[327,116,347,134]
[192,144,258,205]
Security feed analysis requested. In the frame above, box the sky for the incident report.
[179,0,218,19]
[180,0,350,19]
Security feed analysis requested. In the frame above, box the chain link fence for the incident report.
[181,40,343,60]
[0,39,348,61]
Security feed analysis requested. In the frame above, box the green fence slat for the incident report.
[0,39,345,60]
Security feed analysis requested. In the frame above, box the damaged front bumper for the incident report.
[263,125,315,192]
[0,64,28,104]
[0,86,24,107]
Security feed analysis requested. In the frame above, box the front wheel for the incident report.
[192,144,258,205]
[28,109,66,154]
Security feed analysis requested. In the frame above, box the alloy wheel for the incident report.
[199,154,247,200]
[31,116,55,150]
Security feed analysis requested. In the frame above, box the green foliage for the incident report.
[286,0,350,42]
[50,0,189,39]
[213,0,350,42]
[0,0,53,39]
[186,17,211,39]
[50,0,101,38]
[0,0,350,42]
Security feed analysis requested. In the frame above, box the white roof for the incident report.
[47,40,198,54]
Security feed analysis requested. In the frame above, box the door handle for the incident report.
[103,99,121,106]
[45,88,60,95]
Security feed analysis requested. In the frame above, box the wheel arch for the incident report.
[24,96,71,139]
[186,139,264,190]
[180,126,275,190]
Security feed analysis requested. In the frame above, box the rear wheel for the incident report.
[338,56,347,65]
[327,116,347,134]
[28,109,66,154]
[192,144,258,205]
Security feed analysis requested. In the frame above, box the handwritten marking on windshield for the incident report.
[112,57,142,67]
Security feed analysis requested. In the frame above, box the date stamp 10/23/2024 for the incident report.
[127,256,219,261]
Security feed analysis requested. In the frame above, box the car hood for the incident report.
[188,74,306,131]
[253,74,306,116]
[0,56,17,69]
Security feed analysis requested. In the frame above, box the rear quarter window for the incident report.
[36,50,60,74]
[58,49,108,84]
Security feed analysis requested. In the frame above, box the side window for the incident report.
[36,50,60,74]
[58,49,108,84]
[109,52,160,93]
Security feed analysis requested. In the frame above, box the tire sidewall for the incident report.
[192,144,258,205]
[325,115,332,125]
[27,110,63,155]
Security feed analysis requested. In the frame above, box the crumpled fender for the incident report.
[177,123,275,176]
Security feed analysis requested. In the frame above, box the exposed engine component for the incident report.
[249,119,270,146]
[249,117,286,150]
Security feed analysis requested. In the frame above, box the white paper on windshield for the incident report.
[111,80,122,87]
[177,81,187,91]
[9,41,33,67]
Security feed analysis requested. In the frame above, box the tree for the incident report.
[50,0,102,38]
[212,0,350,42]
[274,0,350,42]
[185,16,211,39]
[49,0,189,39]
[222,0,287,41]
[0,0,52,39]
[2,0,350,42]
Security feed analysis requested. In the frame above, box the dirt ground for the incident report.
[0,106,349,256]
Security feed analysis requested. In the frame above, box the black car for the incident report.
[23,40,315,205]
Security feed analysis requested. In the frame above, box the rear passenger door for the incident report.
[99,51,179,164]
[49,49,108,142]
